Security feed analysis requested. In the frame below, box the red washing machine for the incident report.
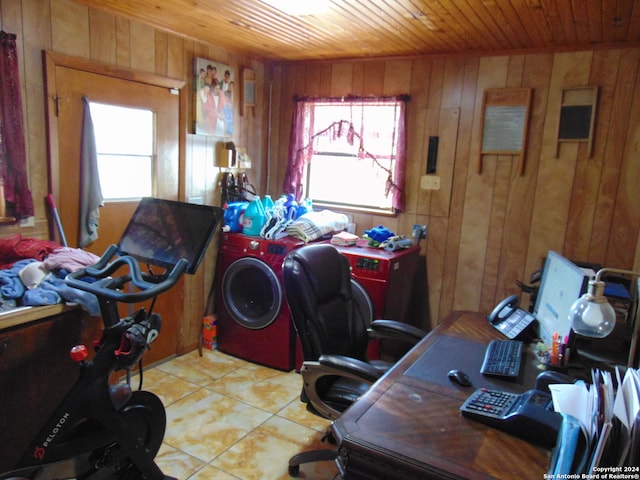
[215,232,304,371]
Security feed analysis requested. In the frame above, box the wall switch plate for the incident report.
[420,175,441,190]
[20,216,35,227]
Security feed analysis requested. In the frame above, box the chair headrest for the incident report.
[287,244,349,302]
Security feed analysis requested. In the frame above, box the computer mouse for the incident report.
[447,369,472,387]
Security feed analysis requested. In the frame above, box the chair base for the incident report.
[288,448,337,477]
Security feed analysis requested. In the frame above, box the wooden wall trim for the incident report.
[43,50,186,89]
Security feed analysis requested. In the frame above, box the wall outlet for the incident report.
[420,175,441,190]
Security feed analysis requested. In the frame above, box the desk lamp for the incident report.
[569,268,640,367]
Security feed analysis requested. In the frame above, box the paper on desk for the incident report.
[613,368,640,431]
[602,370,615,424]
[549,370,640,470]
[611,368,640,466]
[593,370,615,437]
[586,370,617,472]
[549,383,591,434]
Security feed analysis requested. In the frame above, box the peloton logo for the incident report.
[34,412,70,459]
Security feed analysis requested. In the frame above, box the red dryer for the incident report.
[215,232,304,371]
[331,240,421,357]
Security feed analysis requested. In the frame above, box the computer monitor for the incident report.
[534,250,592,347]
[118,197,221,274]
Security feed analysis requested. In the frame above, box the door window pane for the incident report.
[89,102,154,200]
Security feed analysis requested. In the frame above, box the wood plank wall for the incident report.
[0,0,268,352]
[270,48,640,329]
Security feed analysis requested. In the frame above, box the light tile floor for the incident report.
[140,348,340,480]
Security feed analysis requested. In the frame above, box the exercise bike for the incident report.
[1,198,223,480]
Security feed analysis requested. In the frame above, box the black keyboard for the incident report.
[480,339,523,378]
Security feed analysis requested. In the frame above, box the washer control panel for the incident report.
[267,243,288,256]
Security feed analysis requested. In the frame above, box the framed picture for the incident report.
[194,57,235,137]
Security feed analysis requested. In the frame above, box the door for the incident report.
[44,53,185,364]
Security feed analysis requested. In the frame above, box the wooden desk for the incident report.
[0,306,99,472]
[332,311,551,480]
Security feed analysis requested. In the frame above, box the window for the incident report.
[283,95,409,214]
[89,102,154,200]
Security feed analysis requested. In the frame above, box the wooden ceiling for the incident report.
[73,0,640,62]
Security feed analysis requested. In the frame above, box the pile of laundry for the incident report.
[0,235,101,316]
[285,210,349,243]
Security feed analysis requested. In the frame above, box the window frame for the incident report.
[283,95,409,215]
[89,101,156,202]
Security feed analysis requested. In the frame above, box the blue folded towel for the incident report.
[40,277,100,316]
[0,259,36,299]
[23,287,61,306]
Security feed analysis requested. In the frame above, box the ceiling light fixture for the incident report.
[261,0,329,16]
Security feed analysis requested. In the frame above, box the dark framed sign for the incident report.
[556,86,598,157]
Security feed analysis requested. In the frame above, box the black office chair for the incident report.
[282,243,427,476]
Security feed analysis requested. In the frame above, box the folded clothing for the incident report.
[331,231,359,246]
[286,210,349,243]
[0,235,61,269]
[0,240,100,314]
[22,286,61,307]
[44,247,100,272]
[0,259,36,299]
[22,276,99,316]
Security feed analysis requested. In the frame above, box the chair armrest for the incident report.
[300,356,383,420]
[318,354,383,383]
[368,319,427,344]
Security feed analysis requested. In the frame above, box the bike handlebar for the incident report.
[66,244,188,303]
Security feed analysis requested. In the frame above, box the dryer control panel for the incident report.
[356,257,380,271]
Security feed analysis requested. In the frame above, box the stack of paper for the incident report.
[613,368,640,466]
[548,367,640,474]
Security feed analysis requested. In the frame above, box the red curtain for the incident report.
[282,94,409,212]
[0,31,34,219]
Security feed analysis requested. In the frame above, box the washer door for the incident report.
[222,257,283,329]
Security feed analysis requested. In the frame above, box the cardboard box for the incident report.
[202,314,217,350]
